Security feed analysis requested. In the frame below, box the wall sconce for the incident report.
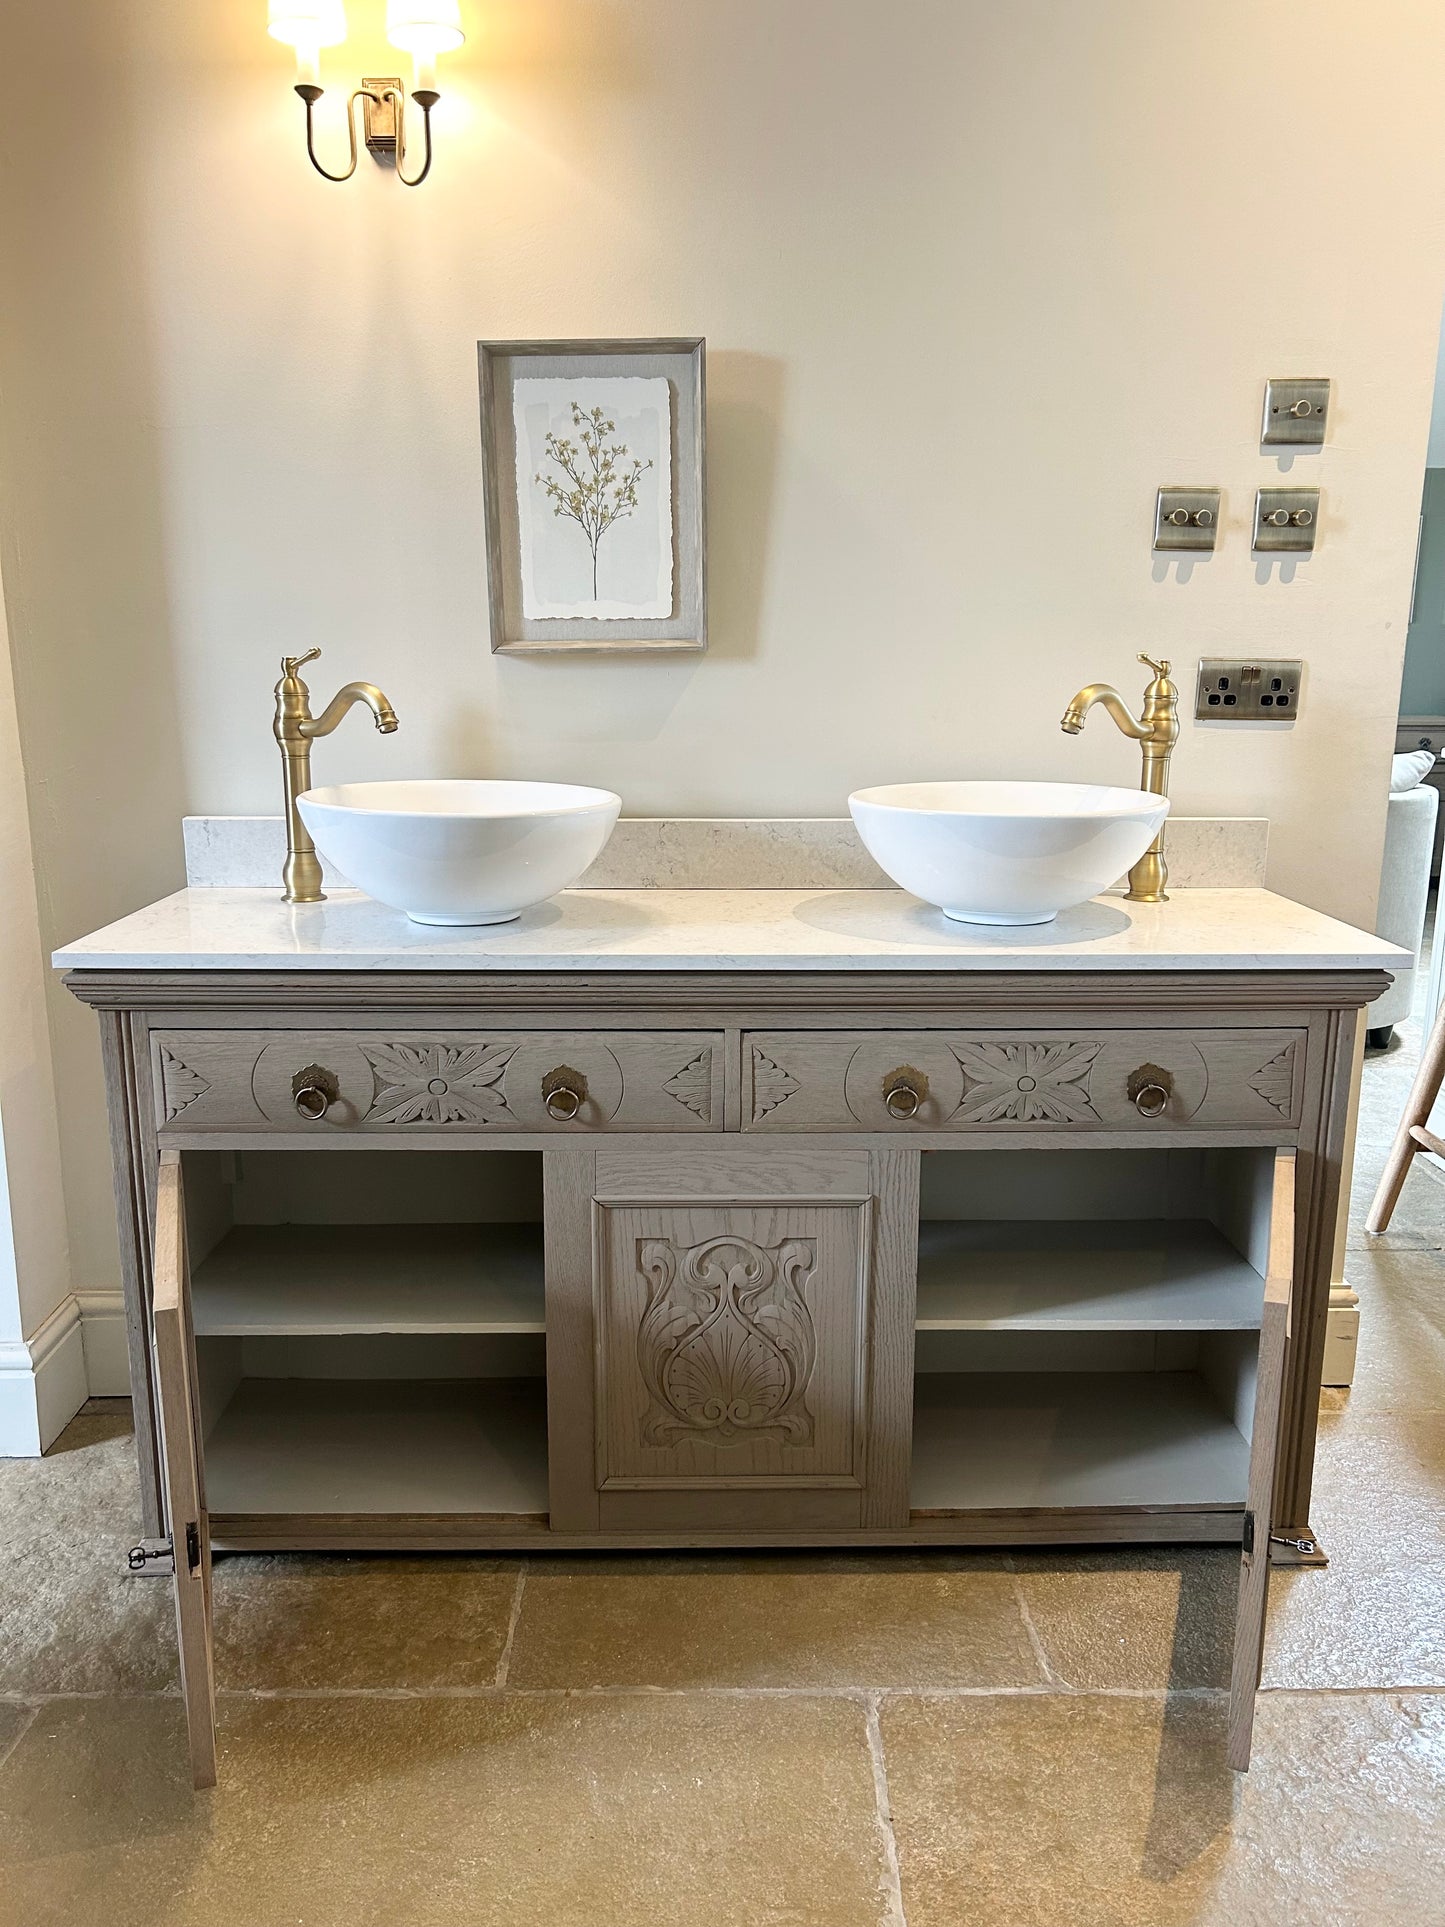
[268,1,465,187]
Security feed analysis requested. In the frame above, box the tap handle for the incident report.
[281,648,322,679]
[1138,654,1172,681]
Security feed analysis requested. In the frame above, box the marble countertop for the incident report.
[52,886,1409,975]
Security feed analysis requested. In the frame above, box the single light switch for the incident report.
[1261,378,1330,447]
[1253,487,1319,554]
[1153,487,1221,553]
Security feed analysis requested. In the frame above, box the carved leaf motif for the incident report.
[635,1235,818,1447]
[362,1040,516,1125]
[160,1048,210,1122]
[952,1038,1101,1123]
[1249,1043,1296,1116]
[663,1049,713,1121]
[751,1049,799,1120]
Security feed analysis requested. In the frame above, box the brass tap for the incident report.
[1059,654,1178,903]
[273,648,399,903]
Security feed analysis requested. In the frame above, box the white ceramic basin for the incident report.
[848,780,1170,925]
[297,779,622,926]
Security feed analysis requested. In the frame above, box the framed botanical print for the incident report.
[478,337,706,654]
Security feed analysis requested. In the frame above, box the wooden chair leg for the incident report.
[1366,1001,1445,1233]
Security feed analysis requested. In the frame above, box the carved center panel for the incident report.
[635,1235,818,1447]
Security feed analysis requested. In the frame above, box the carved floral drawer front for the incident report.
[593,1199,870,1493]
[152,1031,724,1134]
[742,1029,1306,1132]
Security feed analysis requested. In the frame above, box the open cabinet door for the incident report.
[151,1148,217,1789]
[1227,1147,1295,1772]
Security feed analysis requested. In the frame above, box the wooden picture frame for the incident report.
[478,337,706,655]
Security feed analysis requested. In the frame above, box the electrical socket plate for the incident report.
[1195,659,1302,721]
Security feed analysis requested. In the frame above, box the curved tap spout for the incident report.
[1058,655,1179,903]
[1060,683,1150,740]
[301,682,400,739]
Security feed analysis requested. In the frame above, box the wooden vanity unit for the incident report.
[56,883,1402,1780]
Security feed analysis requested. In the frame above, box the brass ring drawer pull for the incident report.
[882,1066,928,1121]
[542,1066,588,1122]
[1127,1063,1173,1120]
[292,1064,340,1120]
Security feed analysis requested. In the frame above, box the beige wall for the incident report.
[3,0,1445,1298]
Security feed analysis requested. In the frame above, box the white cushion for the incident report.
[1390,748,1436,793]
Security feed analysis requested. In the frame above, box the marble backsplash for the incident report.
[182,814,1269,893]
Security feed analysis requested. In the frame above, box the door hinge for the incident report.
[127,1538,175,1576]
[1242,1510,1254,1555]
[185,1522,201,1572]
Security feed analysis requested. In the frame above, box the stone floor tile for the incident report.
[508,1562,1040,1689]
[213,1561,523,1690]
[1305,1410,1445,1573]
[1262,1565,1445,1689]
[0,1408,176,1695]
[0,1690,891,1927]
[881,1689,1445,1927]
[1013,1550,1236,1689]
[1323,1249,1445,1414]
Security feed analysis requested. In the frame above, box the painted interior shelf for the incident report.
[914,1219,1266,1331]
[203,1377,548,1517]
[910,1371,1251,1512]
[191,1223,545,1336]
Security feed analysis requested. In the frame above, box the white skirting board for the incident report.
[0,1295,89,1456]
[77,1289,132,1396]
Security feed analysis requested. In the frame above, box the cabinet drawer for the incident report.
[743,1029,1305,1133]
[153,1030,724,1134]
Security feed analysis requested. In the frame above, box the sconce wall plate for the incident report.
[363,78,402,153]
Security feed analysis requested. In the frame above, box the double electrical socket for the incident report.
[1194,659,1302,721]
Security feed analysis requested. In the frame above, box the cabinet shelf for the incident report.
[910,1370,1250,1512]
[204,1377,547,1516]
[191,1224,544,1336]
[915,1219,1264,1332]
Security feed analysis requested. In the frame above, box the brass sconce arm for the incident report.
[296,84,369,183]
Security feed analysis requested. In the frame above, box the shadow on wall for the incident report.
[0,0,190,1304]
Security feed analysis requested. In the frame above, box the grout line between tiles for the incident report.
[1009,1572,1062,1687]
[0,1702,39,1772]
[494,1562,528,1686]
[863,1693,909,1927]
[208,1683,1231,1703]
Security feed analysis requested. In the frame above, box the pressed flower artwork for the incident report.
[513,376,673,619]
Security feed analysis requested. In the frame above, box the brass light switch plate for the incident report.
[1253,487,1319,553]
[362,77,403,154]
[1262,378,1330,447]
[1153,487,1221,553]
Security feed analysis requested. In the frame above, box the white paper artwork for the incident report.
[513,376,673,620]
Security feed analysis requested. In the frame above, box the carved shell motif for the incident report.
[952,1039,1102,1123]
[635,1235,818,1447]
[1249,1043,1296,1116]
[663,1049,713,1121]
[362,1040,516,1125]
[751,1049,799,1120]
[159,1048,210,1122]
